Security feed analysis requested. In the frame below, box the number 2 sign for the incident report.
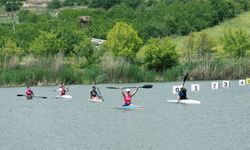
[211,82,219,89]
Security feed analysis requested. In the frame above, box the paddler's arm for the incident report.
[131,86,139,96]
[177,92,181,103]
[31,90,35,96]
[95,90,101,98]
[120,87,125,96]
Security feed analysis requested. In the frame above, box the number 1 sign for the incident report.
[191,84,200,91]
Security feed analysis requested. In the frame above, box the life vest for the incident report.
[61,88,66,95]
[26,89,33,96]
[123,94,132,105]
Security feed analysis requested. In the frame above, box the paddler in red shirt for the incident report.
[58,83,69,96]
[25,86,34,99]
[121,87,139,106]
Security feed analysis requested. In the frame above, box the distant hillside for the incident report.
[174,11,250,52]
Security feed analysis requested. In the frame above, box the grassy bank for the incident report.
[164,58,250,81]
[174,11,250,52]
[0,55,249,87]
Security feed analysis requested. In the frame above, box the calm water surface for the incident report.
[0,81,249,150]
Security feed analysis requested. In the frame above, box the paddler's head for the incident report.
[180,87,186,91]
[92,86,96,89]
[125,88,131,93]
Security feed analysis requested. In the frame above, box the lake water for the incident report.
[0,81,249,150]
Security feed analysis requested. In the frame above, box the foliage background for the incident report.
[0,0,250,85]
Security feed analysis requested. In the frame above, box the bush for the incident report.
[48,0,62,9]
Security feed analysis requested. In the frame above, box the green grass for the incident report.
[0,15,18,24]
[173,11,250,51]
[0,6,5,13]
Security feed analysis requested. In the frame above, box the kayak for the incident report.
[167,99,201,105]
[117,104,144,110]
[56,95,72,99]
[26,95,33,100]
[90,97,103,103]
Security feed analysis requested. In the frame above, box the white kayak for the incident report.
[56,95,72,99]
[90,97,103,103]
[167,99,201,105]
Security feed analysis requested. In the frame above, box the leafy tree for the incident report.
[0,38,20,55]
[56,26,86,56]
[122,0,143,8]
[210,0,240,23]
[196,32,215,61]
[4,0,22,11]
[137,37,178,72]
[18,10,52,24]
[73,37,97,65]
[15,24,40,51]
[89,0,121,9]
[0,38,21,66]
[48,0,62,9]
[183,33,196,62]
[29,31,66,56]
[104,22,143,61]
[238,0,250,11]
[223,29,250,58]
[183,32,215,62]
[63,0,88,6]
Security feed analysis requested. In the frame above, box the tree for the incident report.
[223,29,250,58]
[48,0,62,9]
[29,31,66,56]
[89,0,121,9]
[196,32,215,61]
[122,0,143,8]
[183,33,195,62]
[0,38,20,56]
[73,37,97,65]
[137,37,178,72]
[4,0,22,11]
[104,22,143,61]
[210,0,239,22]
[0,38,21,67]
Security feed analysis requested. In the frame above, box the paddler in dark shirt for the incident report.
[90,86,100,99]
[178,87,187,103]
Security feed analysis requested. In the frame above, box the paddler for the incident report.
[177,87,188,102]
[90,86,100,99]
[57,83,69,96]
[25,86,34,99]
[121,87,139,106]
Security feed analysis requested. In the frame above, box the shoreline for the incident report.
[1,78,249,88]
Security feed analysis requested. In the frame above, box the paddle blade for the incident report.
[182,73,189,87]
[141,84,153,88]
[17,94,25,96]
[37,96,47,99]
[106,86,119,89]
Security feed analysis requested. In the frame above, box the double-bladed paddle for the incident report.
[182,73,189,87]
[93,76,104,101]
[17,94,47,99]
[106,84,153,89]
